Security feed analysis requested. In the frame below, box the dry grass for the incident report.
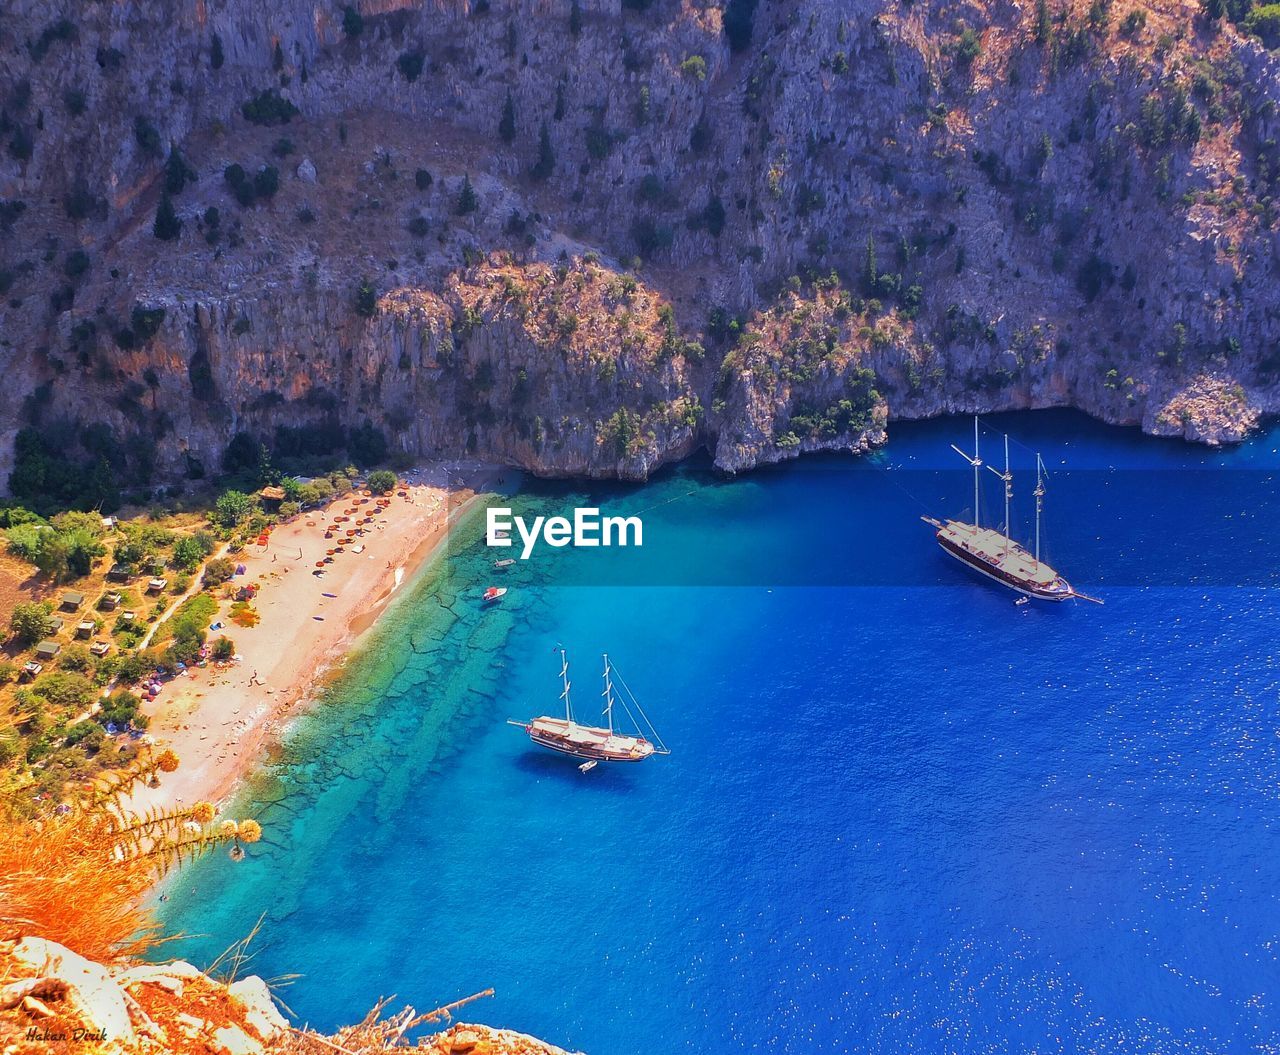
[0,751,260,963]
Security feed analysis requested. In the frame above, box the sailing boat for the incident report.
[922,417,1101,603]
[508,648,670,763]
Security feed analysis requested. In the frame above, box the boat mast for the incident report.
[974,415,980,526]
[985,433,1013,553]
[950,415,983,528]
[558,648,573,723]
[1034,454,1046,565]
[1002,434,1011,550]
[601,653,614,735]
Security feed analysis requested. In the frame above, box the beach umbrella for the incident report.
[315,561,325,568]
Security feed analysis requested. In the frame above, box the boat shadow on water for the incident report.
[511,750,644,792]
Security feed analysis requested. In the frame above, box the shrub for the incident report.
[355,278,378,317]
[10,601,54,646]
[342,5,363,36]
[171,532,215,571]
[1246,3,1280,46]
[456,174,479,214]
[367,469,398,494]
[415,168,433,190]
[214,490,255,527]
[241,90,298,126]
[203,557,236,586]
[679,55,708,81]
[134,116,162,157]
[499,91,516,143]
[164,147,196,194]
[397,51,425,82]
[153,194,181,240]
[59,645,93,672]
[63,88,87,116]
[33,671,96,709]
[531,121,555,180]
[99,689,145,728]
[253,164,280,199]
[211,636,235,660]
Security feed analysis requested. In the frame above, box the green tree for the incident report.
[499,91,517,144]
[531,121,555,180]
[355,278,378,318]
[153,194,181,240]
[10,601,53,646]
[342,5,364,36]
[164,146,195,195]
[367,469,398,494]
[171,532,214,571]
[6,523,48,563]
[397,51,425,82]
[61,528,105,578]
[203,557,236,586]
[570,0,583,35]
[456,173,479,214]
[1035,0,1052,43]
[214,490,254,527]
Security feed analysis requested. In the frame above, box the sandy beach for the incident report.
[126,462,507,816]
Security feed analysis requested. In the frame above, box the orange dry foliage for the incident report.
[0,750,262,963]
[0,809,160,961]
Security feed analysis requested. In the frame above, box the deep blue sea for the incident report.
[159,411,1280,1054]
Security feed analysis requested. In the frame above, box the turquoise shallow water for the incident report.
[159,411,1280,1053]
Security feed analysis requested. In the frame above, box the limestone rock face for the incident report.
[226,975,289,1040]
[1,0,1277,493]
[11,936,135,1044]
[0,936,577,1055]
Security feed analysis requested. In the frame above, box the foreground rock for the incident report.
[0,937,570,1055]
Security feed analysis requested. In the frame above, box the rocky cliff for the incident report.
[1,0,1278,493]
[0,935,579,1054]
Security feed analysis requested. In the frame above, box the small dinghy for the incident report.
[482,586,508,604]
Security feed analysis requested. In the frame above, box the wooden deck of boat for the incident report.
[528,716,655,761]
[939,520,1063,587]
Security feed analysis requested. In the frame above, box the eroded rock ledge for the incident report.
[0,936,578,1055]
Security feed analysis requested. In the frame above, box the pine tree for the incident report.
[165,146,194,195]
[1034,0,1052,44]
[531,121,555,180]
[863,235,877,293]
[456,173,478,214]
[153,194,181,240]
[570,0,583,35]
[499,91,516,144]
[355,278,377,318]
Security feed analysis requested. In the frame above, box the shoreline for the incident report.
[125,464,511,818]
